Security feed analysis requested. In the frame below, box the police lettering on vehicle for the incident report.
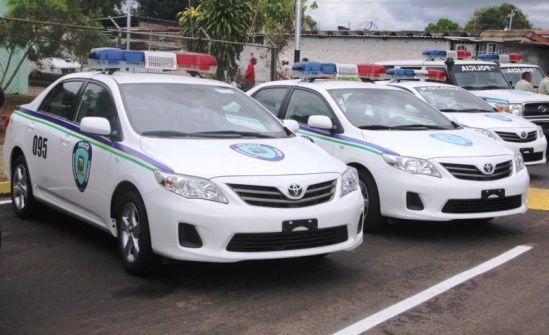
[72,141,92,192]
[459,65,495,72]
[505,68,534,73]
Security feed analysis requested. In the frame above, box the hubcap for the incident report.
[359,180,370,218]
[120,203,141,263]
[12,164,28,210]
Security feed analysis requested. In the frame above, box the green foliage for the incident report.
[425,18,460,33]
[465,3,533,32]
[138,0,196,20]
[82,0,123,16]
[0,0,109,90]
[178,0,253,82]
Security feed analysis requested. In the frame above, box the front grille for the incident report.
[441,161,512,181]
[226,226,348,252]
[523,103,549,117]
[228,180,336,208]
[495,130,537,143]
[442,195,522,214]
[522,151,543,162]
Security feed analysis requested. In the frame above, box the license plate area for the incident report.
[520,147,534,155]
[482,189,505,199]
[282,219,318,233]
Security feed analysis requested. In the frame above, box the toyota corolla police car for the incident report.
[248,62,529,232]
[382,75,547,165]
[375,50,549,134]
[2,49,364,274]
[484,53,545,90]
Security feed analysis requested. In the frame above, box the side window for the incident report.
[252,87,287,118]
[75,83,120,137]
[39,81,83,119]
[285,89,335,125]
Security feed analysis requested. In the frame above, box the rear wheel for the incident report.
[357,169,386,232]
[115,190,159,275]
[11,155,43,219]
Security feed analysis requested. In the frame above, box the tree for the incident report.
[178,0,253,82]
[465,3,533,32]
[425,18,460,33]
[0,0,109,91]
[82,0,124,16]
[138,0,194,20]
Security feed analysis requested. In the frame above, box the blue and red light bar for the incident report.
[88,48,217,74]
[478,53,523,63]
[292,62,387,80]
[422,49,472,60]
[385,68,447,81]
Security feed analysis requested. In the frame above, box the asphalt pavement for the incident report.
[1,164,549,335]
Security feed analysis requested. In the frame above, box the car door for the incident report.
[60,81,120,222]
[251,86,290,119]
[283,88,338,154]
[33,80,84,199]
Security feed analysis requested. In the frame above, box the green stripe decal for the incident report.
[298,129,383,155]
[14,110,156,171]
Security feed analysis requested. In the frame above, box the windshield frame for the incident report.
[449,63,511,90]
[328,87,457,131]
[118,82,290,139]
[501,66,544,89]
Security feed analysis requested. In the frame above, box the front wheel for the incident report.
[115,190,159,275]
[11,155,43,219]
[357,169,386,232]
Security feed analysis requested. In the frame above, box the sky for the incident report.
[308,0,549,31]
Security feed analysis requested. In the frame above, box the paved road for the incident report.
[1,164,548,335]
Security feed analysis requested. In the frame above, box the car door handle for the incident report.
[27,124,34,132]
[60,134,71,145]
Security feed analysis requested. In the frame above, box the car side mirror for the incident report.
[80,116,111,136]
[283,119,300,133]
[308,115,333,130]
[445,114,459,124]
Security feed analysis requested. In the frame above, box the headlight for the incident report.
[341,167,359,197]
[509,104,523,115]
[470,127,499,141]
[537,125,544,138]
[154,170,228,203]
[514,152,525,172]
[382,154,442,178]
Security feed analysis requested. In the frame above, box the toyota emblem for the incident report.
[287,184,305,199]
[519,131,527,139]
[482,163,495,175]
[538,105,549,114]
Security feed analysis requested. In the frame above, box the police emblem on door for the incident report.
[72,141,92,192]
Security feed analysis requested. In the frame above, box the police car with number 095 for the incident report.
[248,62,529,231]
[375,50,549,134]
[381,74,546,165]
[2,48,364,274]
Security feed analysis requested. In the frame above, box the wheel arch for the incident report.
[9,146,25,177]
[110,181,142,221]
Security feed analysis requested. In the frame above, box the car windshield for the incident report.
[119,83,288,138]
[328,88,456,130]
[413,86,495,113]
[502,66,544,89]
[451,64,510,90]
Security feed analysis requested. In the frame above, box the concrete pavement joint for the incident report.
[333,245,533,335]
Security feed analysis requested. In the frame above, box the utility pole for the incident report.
[507,9,515,31]
[294,0,302,63]
[126,0,132,50]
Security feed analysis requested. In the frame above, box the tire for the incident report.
[357,169,386,233]
[11,155,44,219]
[115,190,159,275]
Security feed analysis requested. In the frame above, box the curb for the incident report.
[0,181,10,195]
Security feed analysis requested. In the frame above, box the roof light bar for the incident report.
[478,53,524,63]
[357,64,386,80]
[87,47,218,74]
[292,62,337,80]
[385,68,447,81]
[423,49,471,60]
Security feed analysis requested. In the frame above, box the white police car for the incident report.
[2,49,364,274]
[491,53,545,90]
[383,78,547,165]
[248,62,529,231]
[375,50,549,133]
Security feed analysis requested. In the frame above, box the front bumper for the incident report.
[144,182,364,263]
[499,137,547,166]
[375,160,529,221]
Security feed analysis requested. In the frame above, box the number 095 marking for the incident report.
[32,135,48,159]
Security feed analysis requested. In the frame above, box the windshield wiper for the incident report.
[439,108,460,113]
[440,108,493,113]
[141,130,190,137]
[357,125,393,130]
[188,130,277,138]
[478,85,508,90]
[358,124,449,130]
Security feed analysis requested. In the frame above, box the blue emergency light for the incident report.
[422,50,447,58]
[386,68,416,77]
[89,48,123,65]
[122,50,145,64]
[292,62,337,79]
[478,53,499,61]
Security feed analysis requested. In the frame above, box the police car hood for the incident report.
[447,112,537,130]
[361,128,513,159]
[140,137,344,178]
[473,89,549,104]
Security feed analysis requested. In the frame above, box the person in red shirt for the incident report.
[242,56,257,91]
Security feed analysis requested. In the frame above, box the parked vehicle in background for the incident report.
[249,62,529,232]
